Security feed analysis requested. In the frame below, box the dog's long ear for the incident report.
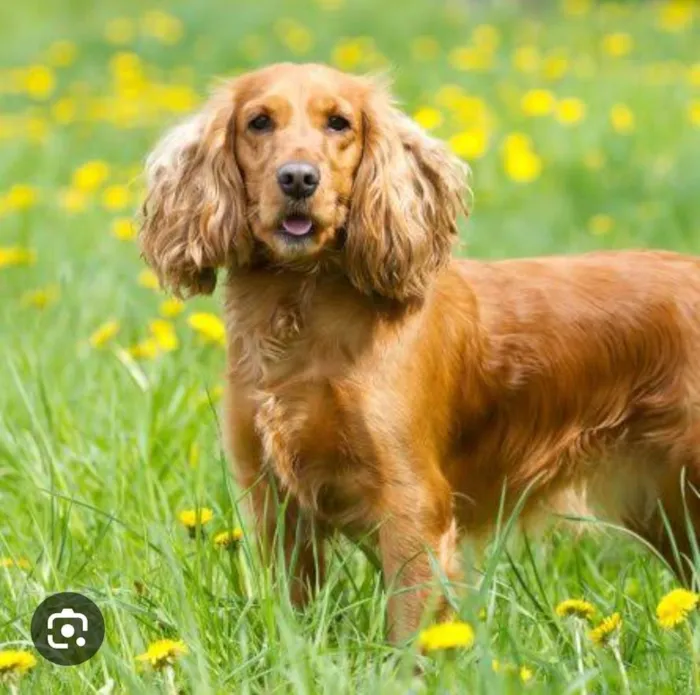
[139,81,252,297]
[345,79,470,301]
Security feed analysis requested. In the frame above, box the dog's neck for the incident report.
[223,267,417,387]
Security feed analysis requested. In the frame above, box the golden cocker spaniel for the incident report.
[140,62,700,641]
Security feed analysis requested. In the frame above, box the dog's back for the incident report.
[442,250,700,578]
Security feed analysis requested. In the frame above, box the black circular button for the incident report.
[31,592,105,666]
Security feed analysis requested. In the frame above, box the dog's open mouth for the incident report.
[279,214,314,238]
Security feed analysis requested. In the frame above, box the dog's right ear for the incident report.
[139,81,252,297]
[345,77,469,302]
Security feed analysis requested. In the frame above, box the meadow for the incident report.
[1,0,700,692]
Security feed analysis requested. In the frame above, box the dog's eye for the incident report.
[248,114,273,132]
[327,115,351,132]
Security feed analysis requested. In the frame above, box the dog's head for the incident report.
[140,63,469,300]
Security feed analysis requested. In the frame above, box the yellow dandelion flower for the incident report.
[520,666,534,683]
[58,188,87,213]
[138,269,161,291]
[6,184,38,210]
[51,97,77,125]
[503,132,529,151]
[448,129,488,160]
[21,285,60,309]
[275,19,314,55]
[111,218,136,241]
[449,46,491,72]
[492,660,534,683]
[213,528,244,549]
[513,45,540,74]
[0,650,37,679]
[149,319,178,352]
[601,32,633,58]
[521,89,556,117]
[435,84,465,109]
[156,85,198,114]
[108,51,142,82]
[46,40,77,67]
[503,138,542,184]
[127,338,159,360]
[0,247,36,268]
[588,612,622,645]
[178,508,213,529]
[411,36,439,62]
[105,17,136,45]
[73,160,110,192]
[53,96,77,124]
[413,107,443,131]
[588,214,614,236]
[555,599,596,620]
[136,639,187,670]
[610,104,635,134]
[418,621,475,652]
[188,313,225,345]
[141,10,184,45]
[543,53,569,81]
[23,65,55,100]
[101,185,130,211]
[555,98,586,125]
[332,39,365,71]
[0,557,31,569]
[656,588,700,629]
[473,24,500,51]
[689,64,700,87]
[658,1,694,32]
[689,100,700,128]
[89,320,120,348]
[452,95,489,127]
[159,298,184,318]
[561,0,590,16]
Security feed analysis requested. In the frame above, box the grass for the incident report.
[1,0,700,692]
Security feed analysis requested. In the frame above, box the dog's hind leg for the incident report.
[592,437,700,587]
[627,458,700,587]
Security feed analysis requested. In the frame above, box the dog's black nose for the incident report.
[277,162,320,199]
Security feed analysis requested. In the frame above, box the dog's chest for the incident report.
[228,284,385,527]
[251,380,379,528]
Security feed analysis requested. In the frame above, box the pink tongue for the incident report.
[282,217,313,236]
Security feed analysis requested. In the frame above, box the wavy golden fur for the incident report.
[141,62,700,642]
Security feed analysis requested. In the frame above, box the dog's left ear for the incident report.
[345,79,470,301]
[139,81,252,298]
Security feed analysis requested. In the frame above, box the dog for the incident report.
[139,62,700,642]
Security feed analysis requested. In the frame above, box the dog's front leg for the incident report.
[249,478,326,608]
[378,481,459,643]
[226,392,325,608]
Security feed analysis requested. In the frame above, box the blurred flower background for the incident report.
[1,0,699,692]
